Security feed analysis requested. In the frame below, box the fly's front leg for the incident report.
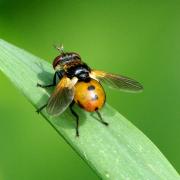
[36,70,64,114]
[37,72,57,88]
[37,70,64,88]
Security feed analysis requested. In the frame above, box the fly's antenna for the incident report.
[53,44,65,54]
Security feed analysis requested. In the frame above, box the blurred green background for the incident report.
[0,0,180,179]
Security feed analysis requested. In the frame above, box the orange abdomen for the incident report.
[74,79,105,112]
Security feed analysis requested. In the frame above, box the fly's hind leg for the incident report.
[36,104,47,114]
[95,108,109,126]
[70,101,79,137]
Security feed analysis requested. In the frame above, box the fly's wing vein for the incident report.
[91,70,143,92]
[46,76,78,116]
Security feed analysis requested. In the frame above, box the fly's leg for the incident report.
[37,72,57,88]
[37,70,64,88]
[95,109,109,126]
[37,83,56,88]
[36,71,64,114]
[36,104,47,114]
[36,73,57,113]
[70,101,79,137]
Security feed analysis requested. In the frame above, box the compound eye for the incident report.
[53,55,62,69]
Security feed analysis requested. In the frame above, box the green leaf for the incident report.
[0,39,179,180]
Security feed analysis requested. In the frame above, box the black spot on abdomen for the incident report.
[91,94,98,101]
[88,85,95,91]
[95,107,98,111]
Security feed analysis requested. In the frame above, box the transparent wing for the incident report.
[46,76,78,116]
[90,70,143,92]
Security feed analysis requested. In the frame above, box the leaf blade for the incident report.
[0,39,179,180]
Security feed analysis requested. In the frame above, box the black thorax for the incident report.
[66,63,91,81]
